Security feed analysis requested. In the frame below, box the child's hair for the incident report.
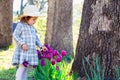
[20,16,31,23]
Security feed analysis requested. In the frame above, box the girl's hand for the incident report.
[41,46,48,51]
[22,44,28,51]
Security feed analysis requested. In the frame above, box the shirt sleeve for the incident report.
[36,34,43,48]
[13,23,25,47]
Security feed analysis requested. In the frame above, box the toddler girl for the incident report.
[12,5,47,80]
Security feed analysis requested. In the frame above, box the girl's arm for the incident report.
[36,35,48,51]
[13,23,25,47]
[36,34,43,48]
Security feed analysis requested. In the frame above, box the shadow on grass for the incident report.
[0,44,15,52]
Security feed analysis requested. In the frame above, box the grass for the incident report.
[0,45,16,80]
[0,67,16,80]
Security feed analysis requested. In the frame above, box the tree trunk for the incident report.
[39,0,47,12]
[20,0,24,15]
[45,0,73,55]
[0,0,13,47]
[71,0,120,79]
[28,0,34,5]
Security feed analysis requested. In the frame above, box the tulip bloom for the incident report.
[37,44,67,70]
[23,61,29,67]
[41,59,45,66]
[61,50,66,56]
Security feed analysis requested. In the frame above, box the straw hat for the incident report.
[23,5,40,17]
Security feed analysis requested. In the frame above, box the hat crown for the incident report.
[23,5,40,16]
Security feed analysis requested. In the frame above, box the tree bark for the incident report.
[20,0,24,15]
[45,0,73,55]
[0,0,13,47]
[28,0,34,5]
[72,0,120,79]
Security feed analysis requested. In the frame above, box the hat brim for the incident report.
[22,12,40,17]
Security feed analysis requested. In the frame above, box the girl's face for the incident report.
[27,17,38,26]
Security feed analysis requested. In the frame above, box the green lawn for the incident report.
[0,45,16,80]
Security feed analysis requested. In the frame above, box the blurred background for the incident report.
[0,0,84,80]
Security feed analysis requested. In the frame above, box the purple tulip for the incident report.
[56,65,60,70]
[51,59,56,65]
[53,50,59,56]
[46,54,52,60]
[41,59,45,66]
[23,61,29,67]
[41,55,46,58]
[37,50,42,59]
[45,44,50,49]
[56,55,62,62]
[37,50,41,55]
[41,50,47,55]
[33,65,37,68]
[61,50,66,56]
[48,48,53,53]
[37,44,67,70]
[37,50,41,54]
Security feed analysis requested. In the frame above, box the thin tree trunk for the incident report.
[28,0,34,5]
[0,0,13,47]
[72,0,120,79]
[20,0,24,15]
[45,0,73,55]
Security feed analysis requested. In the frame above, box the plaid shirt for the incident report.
[12,22,42,66]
